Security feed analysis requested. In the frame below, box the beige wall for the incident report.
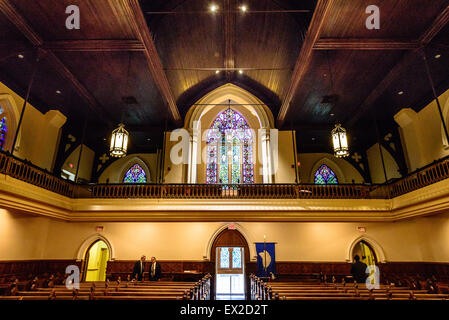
[2,208,449,263]
[298,153,364,184]
[395,88,449,172]
[274,131,296,183]
[62,144,95,182]
[366,143,401,183]
[99,153,159,183]
[0,82,67,172]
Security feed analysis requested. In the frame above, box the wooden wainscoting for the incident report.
[2,260,449,283]
[0,260,81,283]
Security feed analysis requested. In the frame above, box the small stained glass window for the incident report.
[0,117,7,150]
[314,164,338,184]
[123,164,147,183]
[220,247,230,268]
[232,248,242,268]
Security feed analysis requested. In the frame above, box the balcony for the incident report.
[1,151,449,200]
[1,151,449,222]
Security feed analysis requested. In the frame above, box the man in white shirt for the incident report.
[132,255,146,281]
[149,256,161,281]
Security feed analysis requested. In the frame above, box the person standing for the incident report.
[132,255,146,281]
[350,255,368,283]
[149,257,161,281]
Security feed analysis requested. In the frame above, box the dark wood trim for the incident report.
[223,0,236,81]
[0,0,42,46]
[420,4,449,45]
[44,40,145,52]
[0,0,109,124]
[348,4,449,126]
[314,38,420,50]
[277,0,335,126]
[346,50,417,127]
[43,50,108,122]
[122,0,181,124]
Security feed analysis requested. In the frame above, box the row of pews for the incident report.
[250,274,449,300]
[0,274,211,300]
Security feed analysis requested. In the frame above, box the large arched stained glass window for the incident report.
[0,117,7,151]
[314,164,338,184]
[206,109,254,184]
[123,164,147,183]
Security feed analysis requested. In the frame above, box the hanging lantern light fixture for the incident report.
[331,123,349,158]
[110,123,129,158]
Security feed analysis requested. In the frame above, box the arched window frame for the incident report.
[0,94,20,152]
[119,156,151,184]
[123,163,147,183]
[314,164,339,184]
[206,109,255,184]
[310,157,346,184]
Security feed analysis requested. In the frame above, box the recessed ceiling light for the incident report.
[210,4,218,12]
[435,54,442,59]
[311,137,316,141]
[215,70,220,74]
[240,5,247,12]
[147,138,151,141]
[56,90,62,94]
[17,54,24,59]
[239,69,243,74]
[398,91,404,95]
[330,113,335,117]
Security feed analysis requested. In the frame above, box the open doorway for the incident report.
[216,247,245,299]
[210,228,250,300]
[83,240,109,281]
[352,240,377,267]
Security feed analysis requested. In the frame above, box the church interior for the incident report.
[1,0,449,302]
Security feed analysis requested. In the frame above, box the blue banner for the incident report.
[256,242,276,278]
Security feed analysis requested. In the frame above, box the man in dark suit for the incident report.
[132,255,146,281]
[350,255,368,283]
[149,257,162,281]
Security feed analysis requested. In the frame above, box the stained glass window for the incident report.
[220,247,230,268]
[0,117,7,150]
[123,163,147,183]
[206,109,254,184]
[314,164,338,184]
[232,248,242,268]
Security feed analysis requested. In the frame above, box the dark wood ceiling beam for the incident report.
[0,0,108,123]
[347,5,449,127]
[43,50,104,115]
[314,38,420,50]
[223,0,236,81]
[420,4,449,45]
[44,40,145,52]
[122,0,181,124]
[346,51,418,127]
[0,0,42,46]
[277,0,335,126]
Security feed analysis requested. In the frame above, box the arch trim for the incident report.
[204,223,256,262]
[76,233,116,261]
[347,235,387,263]
[310,157,346,184]
[119,156,152,183]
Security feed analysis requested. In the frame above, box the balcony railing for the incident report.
[1,150,449,200]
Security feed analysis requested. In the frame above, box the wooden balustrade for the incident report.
[2,151,449,200]
[0,152,75,198]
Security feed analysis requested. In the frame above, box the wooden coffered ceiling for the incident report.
[0,0,449,155]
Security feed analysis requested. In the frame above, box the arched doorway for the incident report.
[352,240,377,267]
[83,240,110,282]
[211,228,250,300]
